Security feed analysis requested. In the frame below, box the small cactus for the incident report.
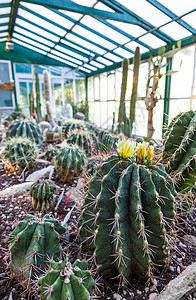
[61,120,86,140]
[101,133,118,152]
[30,180,55,211]
[44,145,58,161]
[9,214,65,279]
[38,256,95,300]
[54,144,86,182]
[2,137,38,172]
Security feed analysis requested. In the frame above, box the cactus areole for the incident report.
[38,256,95,300]
[79,140,176,282]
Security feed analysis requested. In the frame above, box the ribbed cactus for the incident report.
[118,58,129,131]
[61,120,86,140]
[163,110,196,192]
[43,70,56,128]
[45,145,58,161]
[6,120,43,145]
[35,72,42,123]
[30,180,55,211]
[38,256,95,300]
[100,133,118,152]
[9,214,65,279]
[2,137,38,172]
[79,140,176,282]
[87,157,103,176]
[54,144,86,182]
[67,129,98,157]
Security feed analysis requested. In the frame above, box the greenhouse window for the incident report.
[12,38,47,55]
[13,32,51,52]
[161,22,193,39]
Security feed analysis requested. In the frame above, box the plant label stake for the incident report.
[61,191,71,212]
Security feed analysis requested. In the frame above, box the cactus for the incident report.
[87,157,103,176]
[35,72,42,123]
[6,120,43,145]
[9,214,65,279]
[45,145,58,161]
[61,120,86,140]
[30,180,55,211]
[100,133,118,152]
[118,58,129,133]
[67,129,98,157]
[79,140,176,282]
[2,137,38,172]
[43,70,56,127]
[38,256,95,300]
[39,121,52,132]
[163,110,196,193]
[129,47,140,134]
[54,144,86,182]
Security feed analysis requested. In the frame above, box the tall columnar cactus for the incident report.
[61,120,86,140]
[9,214,65,279]
[6,120,43,145]
[2,137,38,172]
[129,46,140,134]
[54,144,86,182]
[163,110,196,193]
[79,140,176,282]
[35,72,42,123]
[38,256,95,300]
[43,70,56,128]
[30,180,55,211]
[118,58,129,133]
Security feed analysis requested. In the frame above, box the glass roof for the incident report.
[0,0,195,74]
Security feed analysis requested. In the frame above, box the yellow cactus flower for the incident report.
[146,145,154,163]
[117,139,137,159]
[136,142,147,163]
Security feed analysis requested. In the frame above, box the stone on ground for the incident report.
[0,182,34,197]
[25,165,54,182]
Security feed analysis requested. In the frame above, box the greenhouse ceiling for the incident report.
[0,0,195,76]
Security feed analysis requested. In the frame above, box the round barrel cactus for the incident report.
[54,144,86,182]
[6,120,43,144]
[38,256,95,300]
[44,144,58,161]
[30,180,55,211]
[79,140,176,282]
[101,133,118,152]
[9,214,65,279]
[2,137,38,172]
[163,110,196,193]
[61,120,86,140]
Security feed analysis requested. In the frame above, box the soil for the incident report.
[0,156,196,300]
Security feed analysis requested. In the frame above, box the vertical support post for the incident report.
[85,76,89,121]
[162,57,172,135]
[11,61,18,111]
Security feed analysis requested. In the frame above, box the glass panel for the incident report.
[18,8,66,36]
[55,45,84,60]
[88,77,94,101]
[64,79,73,103]
[139,34,166,48]
[0,62,13,107]
[15,63,31,73]
[116,0,171,26]
[126,41,149,53]
[0,25,8,31]
[126,68,133,100]
[169,99,192,121]
[12,38,47,55]
[72,0,97,6]
[138,61,149,98]
[114,48,133,58]
[80,16,130,44]
[108,20,147,37]
[59,10,82,21]
[0,32,7,37]
[107,72,115,100]
[134,100,148,137]
[66,33,106,54]
[161,22,192,39]
[115,68,122,100]
[182,11,196,29]
[72,24,116,50]
[19,82,29,106]
[53,83,62,115]
[75,79,85,103]
[170,46,194,98]
[61,39,90,55]
[94,76,100,100]
[0,7,11,14]
[104,53,122,62]
[94,2,115,12]
[96,57,113,66]
[0,37,6,42]
[47,53,78,67]
[1,0,11,3]
[15,26,55,47]
[158,0,196,15]
[0,17,9,24]
[51,49,82,65]
[90,61,105,68]
[16,18,59,41]
[100,73,107,101]
[78,66,91,73]
[13,32,51,51]
[83,64,97,71]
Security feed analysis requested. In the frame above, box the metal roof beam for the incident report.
[8,0,20,39]
[0,14,10,19]
[147,0,196,35]
[21,0,142,24]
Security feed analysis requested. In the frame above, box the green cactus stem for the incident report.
[45,145,58,161]
[61,120,86,140]
[35,72,42,123]
[30,180,55,211]
[38,256,95,300]
[118,58,129,133]
[9,214,65,279]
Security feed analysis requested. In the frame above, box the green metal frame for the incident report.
[8,0,20,40]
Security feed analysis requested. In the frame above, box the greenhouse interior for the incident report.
[0,0,195,299]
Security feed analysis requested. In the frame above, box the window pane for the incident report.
[100,73,107,101]
[19,82,28,106]
[88,77,94,101]
[94,76,100,100]
[107,72,115,100]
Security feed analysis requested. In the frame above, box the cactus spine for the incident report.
[54,144,86,182]
[38,256,95,300]
[2,137,38,172]
[163,110,196,192]
[129,47,140,134]
[61,120,86,140]
[9,214,65,279]
[30,180,55,211]
[35,72,42,123]
[79,140,176,282]
[6,120,43,145]
[118,58,129,133]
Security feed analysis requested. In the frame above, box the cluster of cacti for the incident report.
[6,120,43,145]
[80,140,176,282]
[67,129,98,157]
[54,144,86,182]
[30,180,55,211]
[9,214,65,279]
[38,256,95,300]
[163,110,196,193]
[61,120,86,140]
[100,133,118,152]
[44,144,58,161]
[2,137,38,172]
[11,111,25,120]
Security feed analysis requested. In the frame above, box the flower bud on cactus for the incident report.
[79,140,176,282]
[61,120,86,140]
[2,137,38,172]
[30,180,55,211]
[54,144,86,182]
[6,120,43,145]
[9,214,65,279]
[38,256,95,300]
[163,110,196,193]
